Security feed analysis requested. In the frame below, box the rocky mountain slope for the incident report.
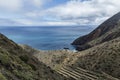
[72,12,120,51]
[0,33,69,80]
[64,37,120,79]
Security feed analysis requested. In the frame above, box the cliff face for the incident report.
[0,33,68,80]
[72,12,120,51]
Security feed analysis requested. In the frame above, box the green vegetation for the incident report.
[0,52,10,65]
[0,73,7,80]
[19,55,29,63]
[28,63,37,71]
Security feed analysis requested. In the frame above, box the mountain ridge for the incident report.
[72,12,120,51]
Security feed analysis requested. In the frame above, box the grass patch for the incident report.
[19,55,29,63]
[0,53,10,65]
[0,73,7,80]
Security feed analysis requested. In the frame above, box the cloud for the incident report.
[0,0,50,12]
[12,19,78,26]
[0,18,23,26]
[36,0,120,25]
[31,0,51,7]
[39,21,78,26]
[14,19,34,25]
[0,0,120,26]
[0,0,22,11]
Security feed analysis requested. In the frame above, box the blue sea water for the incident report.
[0,26,95,50]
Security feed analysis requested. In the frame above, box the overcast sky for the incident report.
[0,0,120,26]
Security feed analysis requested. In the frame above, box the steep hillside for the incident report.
[65,37,120,79]
[0,33,69,80]
[72,12,120,51]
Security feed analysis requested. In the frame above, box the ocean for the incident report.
[0,26,95,50]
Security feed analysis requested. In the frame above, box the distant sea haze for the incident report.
[0,26,94,50]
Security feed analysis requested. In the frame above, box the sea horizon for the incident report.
[0,26,95,50]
